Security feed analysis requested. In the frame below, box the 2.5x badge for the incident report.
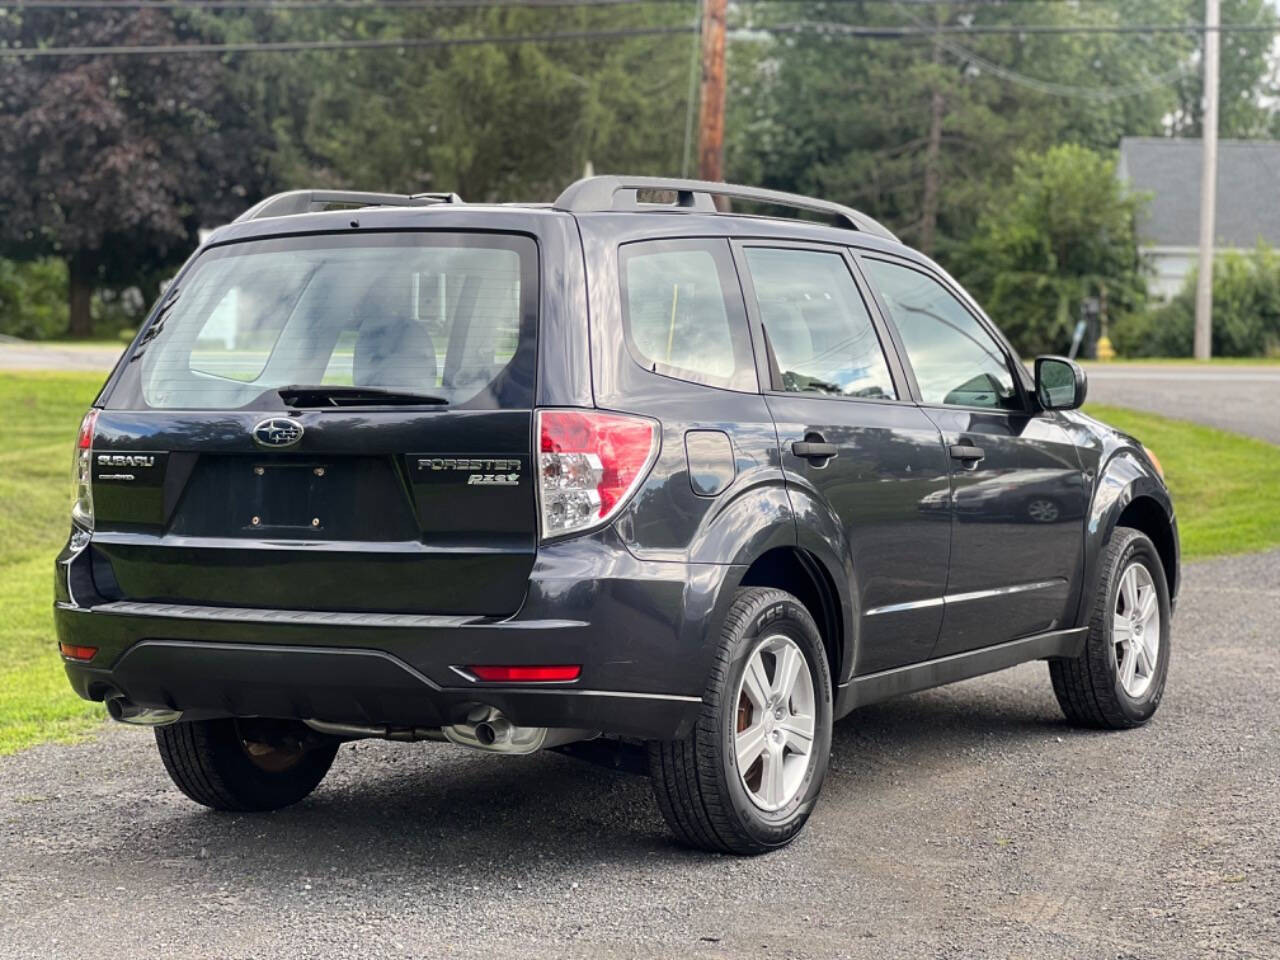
[415,456,523,487]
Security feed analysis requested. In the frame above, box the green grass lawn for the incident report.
[0,372,105,754]
[1086,405,1280,559]
[0,373,1276,756]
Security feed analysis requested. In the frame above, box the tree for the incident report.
[958,144,1148,356]
[261,7,695,201]
[0,8,272,335]
[725,0,1272,264]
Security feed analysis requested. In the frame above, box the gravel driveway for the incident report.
[2,551,1277,960]
[1086,364,1280,445]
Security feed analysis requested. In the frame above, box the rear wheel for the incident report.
[648,587,833,855]
[1049,527,1171,729]
[155,718,339,812]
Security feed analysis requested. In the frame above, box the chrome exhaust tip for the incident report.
[105,697,183,727]
[442,707,595,755]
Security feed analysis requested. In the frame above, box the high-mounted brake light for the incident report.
[467,665,582,683]
[58,642,98,662]
[536,409,659,540]
[70,409,98,530]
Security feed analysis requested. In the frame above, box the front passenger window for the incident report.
[862,259,1021,411]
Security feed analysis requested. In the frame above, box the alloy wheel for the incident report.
[733,634,817,811]
[1113,561,1161,698]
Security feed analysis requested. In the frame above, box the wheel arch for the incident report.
[1116,496,1179,601]
[736,546,848,687]
[1079,449,1180,625]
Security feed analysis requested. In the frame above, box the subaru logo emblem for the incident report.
[252,418,304,448]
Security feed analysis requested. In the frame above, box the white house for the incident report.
[1117,136,1280,301]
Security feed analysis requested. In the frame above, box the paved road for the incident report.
[1085,364,1280,445]
[2,551,1276,959]
[0,341,124,372]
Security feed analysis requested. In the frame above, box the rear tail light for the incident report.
[70,409,98,531]
[58,642,98,662]
[536,409,659,540]
[467,664,581,683]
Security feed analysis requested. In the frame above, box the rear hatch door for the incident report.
[91,229,539,617]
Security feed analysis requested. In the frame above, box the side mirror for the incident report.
[1035,356,1087,411]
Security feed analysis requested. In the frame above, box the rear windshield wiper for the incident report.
[128,289,181,362]
[277,384,450,407]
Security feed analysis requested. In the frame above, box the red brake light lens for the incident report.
[536,409,659,539]
[77,409,99,449]
[58,643,98,662]
[467,665,581,683]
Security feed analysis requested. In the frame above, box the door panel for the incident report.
[856,255,1087,656]
[770,398,952,673]
[737,242,951,675]
[924,409,1087,655]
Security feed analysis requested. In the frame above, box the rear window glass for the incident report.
[117,232,537,410]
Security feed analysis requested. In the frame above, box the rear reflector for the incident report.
[58,643,98,662]
[536,408,659,540]
[467,665,581,683]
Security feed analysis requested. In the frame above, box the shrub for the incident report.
[0,258,68,340]
[1124,244,1280,357]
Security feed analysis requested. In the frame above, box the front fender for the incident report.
[1078,448,1177,624]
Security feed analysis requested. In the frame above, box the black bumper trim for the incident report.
[63,637,702,739]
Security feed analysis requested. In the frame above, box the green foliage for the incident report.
[0,258,68,340]
[958,145,1147,355]
[1116,245,1280,357]
[727,0,1212,260]
[0,7,274,334]
[262,8,694,199]
[2,1,1279,346]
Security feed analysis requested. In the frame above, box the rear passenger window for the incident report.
[619,239,757,391]
[744,247,896,400]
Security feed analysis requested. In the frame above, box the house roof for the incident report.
[1118,136,1280,249]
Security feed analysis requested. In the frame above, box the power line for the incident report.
[885,0,1194,103]
[0,0,685,8]
[0,23,695,56]
[0,0,1177,8]
[2,15,1275,58]
[770,20,1279,37]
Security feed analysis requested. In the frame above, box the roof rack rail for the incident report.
[234,189,463,223]
[552,175,897,242]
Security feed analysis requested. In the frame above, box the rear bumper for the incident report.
[55,533,739,740]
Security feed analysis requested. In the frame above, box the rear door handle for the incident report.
[949,444,985,461]
[792,440,838,460]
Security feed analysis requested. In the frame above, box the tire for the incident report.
[648,587,834,855]
[154,718,339,812]
[1049,526,1172,729]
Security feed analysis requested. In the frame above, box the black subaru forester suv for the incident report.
[56,177,1178,855]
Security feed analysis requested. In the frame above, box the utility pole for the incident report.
[696,0,727,184]
[1194,0,1220,361]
